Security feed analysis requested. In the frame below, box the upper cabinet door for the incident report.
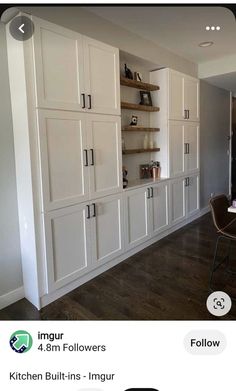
[169,121,185,177]
[184,77,199,122]
[33,17,85,111]
[38,110,89,211]
[169,70,184,120]
[83,37,120,115]
[87,114,122,199]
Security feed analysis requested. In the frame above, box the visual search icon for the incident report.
[206,291,232,317]
[9,330,33,353]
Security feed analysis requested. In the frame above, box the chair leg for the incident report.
[226,240,236,274]
[209,235,231,292]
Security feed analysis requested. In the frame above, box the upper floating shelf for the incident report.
[121,102,160,112]
[120,76,160,91]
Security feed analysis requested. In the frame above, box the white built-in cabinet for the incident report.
[169,70,199,122]
[124,182,169,250]
[33,17,120,115]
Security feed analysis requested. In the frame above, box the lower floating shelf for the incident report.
[122,148,160,155]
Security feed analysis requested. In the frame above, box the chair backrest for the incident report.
[209,194,231,232]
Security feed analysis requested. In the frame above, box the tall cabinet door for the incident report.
[184,77,199,122]
[90,194,124,265]
[83,37,120,115]
[184,123,199,173]
[44,203,91,292]
[169,177,186,226]
[186,174,199,218]
[169,121,184,177]
[150,182,169,236]
[38,110,89,211]
[169,70,184,120]
[33,17,85,111]
[124,187,151,250]
[88,114,122,199]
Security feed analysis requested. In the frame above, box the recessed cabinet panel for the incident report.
[91,195,123,264]
[169,122,184,177]
[125,188,150,249]
[44,204,90,291]
[169,71,184,120]
[38,110,89,211]
[170,178,186,225]
[184,123,199,173]
[84,37,120,115]
[88,115,122,199]
[33,18,84,110]
[151,183,169,235]
[187,175,199,217]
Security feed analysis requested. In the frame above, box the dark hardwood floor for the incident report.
[1,213,236,320]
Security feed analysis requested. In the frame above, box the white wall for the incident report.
[0,23,22,297]
[200,80,231,208]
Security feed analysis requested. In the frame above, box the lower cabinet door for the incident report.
[150,182,169,236]
[44,203,91,292]
[187,174,199,217]
[124,187,151,250]
[90,194,124,265]
[169,177,186,225]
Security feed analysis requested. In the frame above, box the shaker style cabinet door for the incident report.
[186,174,199,217]
[33,17,85,111]
[169,177,186,226]
[87,114,122,199]
[169,121,185,177]
[184,123,199,174]
[83,37,120,115]
[169,70,184,120]
[184,77,199,122]
[38,110,89,211]
[124,187,151,250]
[150,182,169,236]
[90,194,124,266]
[44,203,91,292]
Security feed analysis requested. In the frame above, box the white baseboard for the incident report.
[198,205,210,217]
[0,286,24,310]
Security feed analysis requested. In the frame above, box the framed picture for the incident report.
[140,91,152,106]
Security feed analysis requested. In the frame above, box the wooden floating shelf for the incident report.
[120,76,160,91]
[122,126,160,132]
[121,102,160,112]
[123,148,160,155]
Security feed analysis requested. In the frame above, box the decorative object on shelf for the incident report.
[134,71,142,82]
[122,136,126,151]
[149,133,154,149]
[140,164,151,179]
[130,115,138,126]
[150,161,161,180]
[122,166,128,188]
[124,63,133,79]
[143,134,148,150]
[140,90,153,106]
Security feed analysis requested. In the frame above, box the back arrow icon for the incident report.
[19,24,25,33]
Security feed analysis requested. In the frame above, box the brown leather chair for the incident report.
[209,194,236,292]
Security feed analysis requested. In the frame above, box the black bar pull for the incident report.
[147,188,150,199]
[81,93,86,109]
[187,110,190,119]
[187,143,190,154]
[92,203,96,217]
[185,178,188,187]
[86,205,90,219]
[84,149,88,166]
[88,94,92,109]
[184,143,187,154]
[90,149,94,166]
[184,109,187,119]
[150,187,154,198]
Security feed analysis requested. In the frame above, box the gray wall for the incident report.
[0,23,22,296]
[200,80,230,209]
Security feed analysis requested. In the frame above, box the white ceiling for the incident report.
[86,6,236,64]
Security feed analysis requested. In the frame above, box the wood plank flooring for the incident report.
[1,213,236,320]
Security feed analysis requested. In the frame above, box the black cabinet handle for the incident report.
[81,93,86,109]
[187,110,190,119]
[184,143,187,154]
[185,178,188,187]
[86,205,90,219]
[150,187,154,198]
[187,143,190,154]
[90,149,94,166]
[187,177,190,186]
[147,188,150,199]
[88,94,92,109]
[84,149,88,166]
[92,203,96,217]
